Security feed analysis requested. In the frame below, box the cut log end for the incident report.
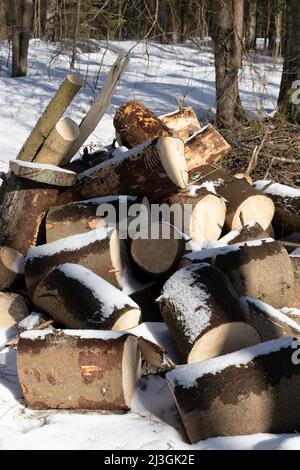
[232,195,275,230]
[67,73,84,86]
[113,309,142,331]
[122,335,141,406]
[157,136,188,188]
[1,246,25,274]
[191,194,226,243]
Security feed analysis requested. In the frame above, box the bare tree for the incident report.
[70,0,81,69]
[245,0,257,51]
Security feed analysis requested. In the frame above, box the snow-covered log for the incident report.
[77,137,188,200]
[254,180,300,236]
[241,296,300,341]
[181,240,295,308]
[0,246,24,289]
[10,160,77,187]
[0,292,29,329]
[17,329,141,410]
[114,101,172,148]
[25,228,127,295]
[166,337,300,443]
[33,264,141,330]
[46,196,138,243]
[34,117,80,166]
[190,166,275,231]
[164,184,226,243]
[0,174,59,255]
[158,263,261,363]
[17,73,84,162]
[184,125,231,172]
[160,107,201,140]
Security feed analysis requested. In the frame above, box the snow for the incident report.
[10,160,76,175]
[242,297,300,331]
[0,37,298,450]
[158,263,213,344]
[166,337,295,390]
[18,312,48,331]
[58,263,139,319]
[291,248,300,257]
[281,307,300,317]
[254,180,300,199]
[186,181,218,196]
[20,328,126,341]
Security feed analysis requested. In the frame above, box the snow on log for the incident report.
[164,184,226,243]
[0,174,58,254]
[46,196,138,243]
[254,180,300,235]
[33,264,141,330]
[166,337,300,443]
[9,160,77,187]
[17,73,84,162]
[114,101,172,148]
[0,292,29,329]
[241,296,300,341]
[281,307,300,326]
[159,107,201,140]
[34,117,80,166]
[130,222,186,279]
[17,329,141,410]
[190,166,275,231]
[158,263,261,363]
[184,125,231,172]
[0,246,25,289]
[77,137,188,200]
[181,240,295,308]
[25,228,127,295]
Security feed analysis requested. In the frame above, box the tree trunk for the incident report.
[19,0,33,76]
[208,0,245,126]
[9,0,20,77]
[166,337,300,443]
[160,107,201,140]
[233,0,244,69]
[158,263,261,363]
[245,0,257,51]
[33,264,141,330]
[70,0,81,69]
[17,329,141,410]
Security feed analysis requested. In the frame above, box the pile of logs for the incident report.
[1,70,300,443]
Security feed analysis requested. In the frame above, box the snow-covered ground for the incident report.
[0,39,299,450]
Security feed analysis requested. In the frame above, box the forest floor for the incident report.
[0,39,299,450]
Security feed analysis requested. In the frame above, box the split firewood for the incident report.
[181,240,295,308]
[76,137,188,200]
[0,292,29,329]
[164,184,226,243]
[190,165,275,231]
[217,221,269,245]
[254,180,300,236]
[184,125,231,172]
[129,282,163,322]
[130,223,186,279]
[241,296,300,341]
[0,246,25,289]
[0,174,58,254]
[158,263,261,363]
[160,107,201,140]
[17,329,141,410]
[33,263,141,330]
[166,337,300,443]
[17,74,84,162]
[46,196,138,243]
[34,117,80,166]
[114,100,172,148]
[9,160,77,187]
[25,228,127,295]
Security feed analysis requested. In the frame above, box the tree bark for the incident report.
[70,0,81,69]
[245,0,257,51]
[9,160,77,187]
[19,0,33,76]
[160,107,201,141]
[9,0,20,77]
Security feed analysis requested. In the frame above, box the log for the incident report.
[34,117,80,166]
[0,292,29,329]
[181,240,295,308]
[241,296,300,341]
[217,221,269,245]
[254,180,300,236]
[164,184,226,243]
[129,282,163,322]
[189,165,275,230]
[9,160,77,187]
[160,107,201,140]
[25,228,127,295]
[282,233,300,253]
[46,196,138,243]
[158,263,261,363]
[184,125,231,172]
[69,53,129,158]
[17,329,141,410]
[114,101,172,148]
[130,223,186,279]
[166,337,300,443]
[33,263,141,330]
[77,137,188,200]
[0,246,25,289]
[17,74,84,162]
[0,174,58,255]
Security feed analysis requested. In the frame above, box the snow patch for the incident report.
[254,180,300,199]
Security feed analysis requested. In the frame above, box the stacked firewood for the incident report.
[1,72,300,443]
